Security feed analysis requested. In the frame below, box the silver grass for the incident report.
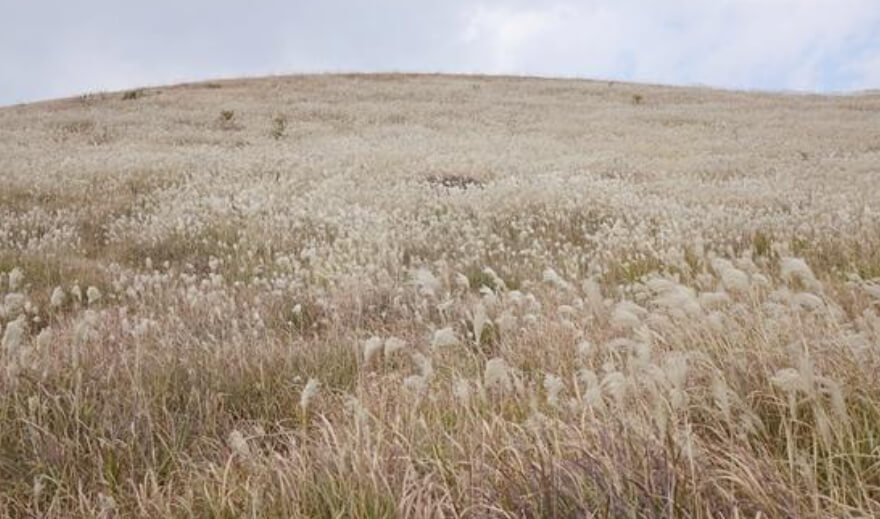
[484,357,513,394]
[8,267,23,291]
[86,286,102,305]
[362,336,383,365]
[384,336,406,357]
[50,287,65,308]
[299,378,320,412]
[431,327,458,348]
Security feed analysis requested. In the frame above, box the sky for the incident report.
[2,0,880,105]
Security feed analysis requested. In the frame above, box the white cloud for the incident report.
[842,48,880,91]
[1,0,879,104]
[458,0,880,91]
[462,5,569,73]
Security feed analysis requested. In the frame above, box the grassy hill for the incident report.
[1,74,880,517]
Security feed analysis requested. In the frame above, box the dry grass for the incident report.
[1,73,880,517]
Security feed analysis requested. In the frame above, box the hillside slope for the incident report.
[1,74,880,517]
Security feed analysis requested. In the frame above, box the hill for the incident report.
[1,74,880,517]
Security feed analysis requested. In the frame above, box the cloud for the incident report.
[462,5,569,73]
[1,0,879,105]
[457,0,880,91]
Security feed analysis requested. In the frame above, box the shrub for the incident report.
[121,89,143,101]
[271,113,287,139]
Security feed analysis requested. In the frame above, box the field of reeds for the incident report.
[1,74,880,517]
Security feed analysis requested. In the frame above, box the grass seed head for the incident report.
[300,378,320,412]
[50,286,66,308]
[384,336,406,357]
[8,267,24,291]
[543,373,565,406]
[2,317,26,354]
[484,357,513,394]
[227,429,251,458]
[86,286,102,305]
[363,336,383,365]
[431,327,458,348]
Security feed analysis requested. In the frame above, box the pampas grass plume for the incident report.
[412,352,433,379]
[363,336,383,365]
[780,257,816,285]
[300,378,320,412]
[50,287,65,308]
[227,429,251,458]
[403,375,427,393]
[543,373,564,406]
[86,286,102,305]
[610,301,645,330]
[453,377,472,403]
[432,327,458,348]
[484,357,512,393]
[384,336,406,357]
[8,267,23,291]
[2,317,25,354]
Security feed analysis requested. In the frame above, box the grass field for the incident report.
[2,73,880,517]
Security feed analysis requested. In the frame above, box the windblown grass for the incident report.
[2,73,880,517]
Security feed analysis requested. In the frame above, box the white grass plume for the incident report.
[431,327,458,348]
[86,286,102,305]
[649,278,701,317]
[299,378,320,412]
[780,257,819,290]
[600,371,628,405]
[227,430,251,458]
[543,268,572,291]
[543,373,565,406]
[792,292,824,311]
[487,267,507,289]
[610,300,647,330]
[384,336,406,357]
[484,357,513,394]
[578,368,604,410]
[2,317,25,355]
[363,336,383,365]
[35,327,52,351]
[698,291,731,309]
[412,268,442,297]
[50,287,65,308]
[454,272,470,291]
[4,293,25,317]
[862,282,880,302]
[472,302,488,345]
[452,377,472,404]
[412,352,433,380]
[8,267,23,291]
[403,375,428,393]
[770,368,808,394]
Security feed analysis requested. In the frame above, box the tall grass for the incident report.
[1,73,880,517]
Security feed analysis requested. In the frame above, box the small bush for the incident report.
[271,114,287,139]
[426,174,483,190]
[59,119,95,135]
[218,110,239,130]
[121,89,143,101]
[753,231,774,257]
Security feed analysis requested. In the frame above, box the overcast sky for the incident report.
[2,0,879,105]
